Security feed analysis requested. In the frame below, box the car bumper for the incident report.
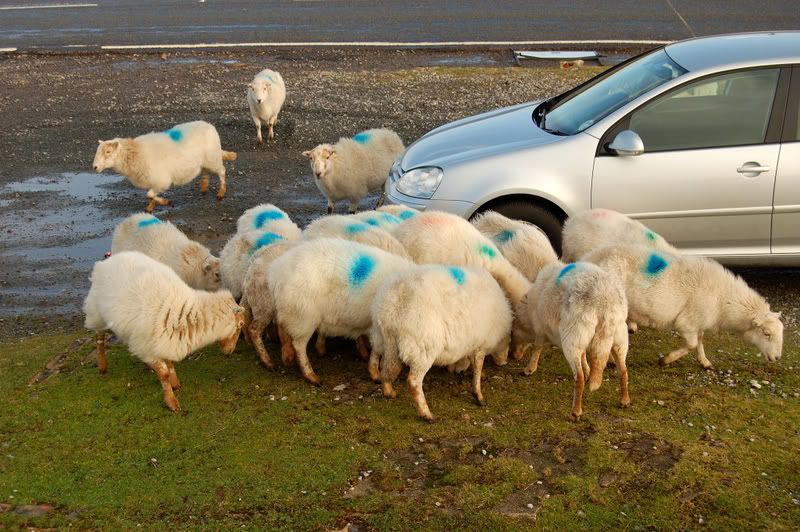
[383,181,475,217]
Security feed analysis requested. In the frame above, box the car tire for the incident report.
[479,201,564,255]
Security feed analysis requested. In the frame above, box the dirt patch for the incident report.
[27,336,90,385]
[614,433,683,473]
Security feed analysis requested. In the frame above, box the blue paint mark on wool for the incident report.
[555,262,577,285]
[381,213,401,224]
[644,230,657,242]
[165,129,182,142]
[349,254,376,288]
[365,218,379,226]
[251,232,284,252]
[494,230,515,244]
[253,209,284,229]
[345,223,369,234]
[352,131,372,144]
[399,210,416,220]
[642,253,668,277]
[478,244,497,259]
[137,217,162,228]
[448,266,466,285]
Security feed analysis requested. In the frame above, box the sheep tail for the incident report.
[222,150,238,161]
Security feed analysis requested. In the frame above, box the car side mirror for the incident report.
[608,130,644,156]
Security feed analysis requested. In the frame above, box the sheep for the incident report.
[83,251,245,411]
[562,208,677,263]
[514,261,630,420]
[111,213,220,291]
[246,69,286,145]
[302,128,405,214]
[351,210,403,230]
[268,238,415,385]
[583,245,784,369]
[371,265,512,422]
[377,204,419,221]
[302,215,410,259]
[93,120,237,213]
[471,210,559,282]
[220,204,303,300]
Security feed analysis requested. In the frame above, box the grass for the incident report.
[1,328,798,530]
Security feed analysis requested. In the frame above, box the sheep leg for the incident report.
[368,349,381,382]
[268,116,277,140]
[471,352,486,406]
[612,347,630,408]
[522,345,544,375]
[347,199,359,214]
[326,202,334,215]
[95,332,108,374]
[627,320,638,333]
[199,174,209,193]
[292,334,321,386]
[314,333,327,355]
[355,335,370,360]
[407,365,434,422]
[166,361,181,390]
[149,360,180,412]
[248,319,274,369]
[145,190,171,212]
[216,171,227,200]
[695,335,713,370]
[571,351,586,421]
[512,342,529,361]
[254,117,263,145]
[581,351,590,383]
[660,331,698,366]
[380,340,402,398]
[277,323,296,366]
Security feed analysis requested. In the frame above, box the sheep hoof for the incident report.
[368,365,380,382]
[257,138,263,145]
[658,356,669,366]
[620,401,630,409]
[474,396,485,407]
[303,373,322,386]
[521,368,535,376]
[421,414,435,423]
[701,363,714,371]
[165,397,181,412]
[216,193,225,201]
[571,412,582,422]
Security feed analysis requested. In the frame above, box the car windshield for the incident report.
[540,49,688,135]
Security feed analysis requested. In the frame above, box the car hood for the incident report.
[401,101,559,169]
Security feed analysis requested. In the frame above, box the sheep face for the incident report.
[219,305,246,354]
[202,257,222,291]
[742,311,783,362]
[248,79,271,104]
[93,140,120,172]
[302,145,337,181]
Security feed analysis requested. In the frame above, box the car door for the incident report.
[591,67,789,256]
[773,65,800,254]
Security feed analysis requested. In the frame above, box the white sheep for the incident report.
[471,210,559,282]
[561,208,677,262]
[377,204,419,222]
[351,210,402,230]
[302,128,405,214]
[371,265,512,422]
[83,251,245,411]
[235,204,302,240]
[246,69,286,145]
[583,245,784,369]
[93,120,237,212]
[515,261,630,420]
[268,238,415,385]
[111,213,220,291]
[302,215,410,259]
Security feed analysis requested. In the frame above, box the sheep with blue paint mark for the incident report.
[561,208,677,263]
[370,265,512,422]
[302,215,410,259]
[514,260,630,420]
[111,213,221,291]
[235,203,302,241]
[302,128,405,214]
[472,210,559,282]
[351,210,402,231]
[92,120,236,213]
[377,204,419,222]
[583,245,784,369]
[83,251,245,411]
[246,69,286,145]
[267,238,415,385]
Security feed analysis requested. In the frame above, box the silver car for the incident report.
[384,31,800,265]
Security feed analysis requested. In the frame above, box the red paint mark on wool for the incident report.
[591,209,611,218]
[418,213,453,227]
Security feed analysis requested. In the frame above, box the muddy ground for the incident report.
[0,47,798,342]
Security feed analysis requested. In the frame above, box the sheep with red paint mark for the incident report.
[514,260,630,420]
[92,120,237,212]
[472,210,559,282]
[302,128,405,214]
[371,265,512,421]
[583,245,784,369]
[111,213,220,291]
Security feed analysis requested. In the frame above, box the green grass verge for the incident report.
[0,329,798,530]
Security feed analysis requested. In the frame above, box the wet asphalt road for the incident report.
[1,0,799,49]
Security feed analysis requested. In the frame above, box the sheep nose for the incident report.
[257,98,262,103]
[314,171,321,178]
[93,165,99,171]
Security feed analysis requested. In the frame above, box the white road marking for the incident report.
[0,3,97,10]
[0,47,18,52]
[102,39,671,50]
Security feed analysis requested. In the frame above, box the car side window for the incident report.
[629,69,781,152]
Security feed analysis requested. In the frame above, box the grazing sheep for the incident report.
[111,213,220,291]
[378,204,419,221]
[246,68,286,145]
[303,215,410,259]
[372,265,512,422]
[83,251,245,411]
[562,208,677,262]
[93,120,236,213]
[302,128,405,214]
[268,238,415,385]
[583,245,784,368]
[515,261,630,420]
[472,210,559,282]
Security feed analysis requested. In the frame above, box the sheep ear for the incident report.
[752,316,763,328]
[771,311,782,320]
[247,82,255,89]
[302,150,311,158]
[98,139,104,144]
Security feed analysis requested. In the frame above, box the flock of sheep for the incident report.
[84,67,784,422]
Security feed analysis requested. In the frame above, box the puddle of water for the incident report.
[2,172,124,200]
[428,55,498,66]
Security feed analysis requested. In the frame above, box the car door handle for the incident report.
[736,162,770,175]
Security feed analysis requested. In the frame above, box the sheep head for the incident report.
[93,139,122,172]
[743,311,784,362]
[248,79,270,104]
[302,144,337,180]
[202,257,222,290]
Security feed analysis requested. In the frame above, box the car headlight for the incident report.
[395,167,443,199]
